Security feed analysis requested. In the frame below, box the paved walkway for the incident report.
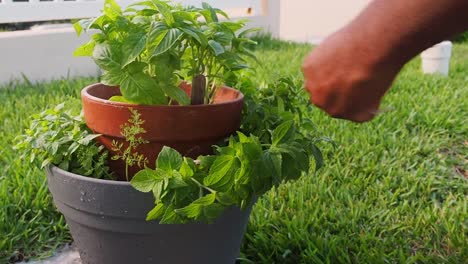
[19,245,81,264]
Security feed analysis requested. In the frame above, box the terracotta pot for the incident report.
[81,83,244,181]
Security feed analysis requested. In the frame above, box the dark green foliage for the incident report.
[130,78,329,223]
[15,102,111,179]
[74,0,258,105]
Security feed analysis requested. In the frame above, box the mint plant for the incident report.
[74,0,257,105]
[15,103,111,179]
[130,78,332,223]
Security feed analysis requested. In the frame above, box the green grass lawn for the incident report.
[1,39,467,263]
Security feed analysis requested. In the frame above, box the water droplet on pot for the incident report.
[80,197,84,202]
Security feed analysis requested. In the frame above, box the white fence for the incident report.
[0,0,369,85]
[0,0,265,23]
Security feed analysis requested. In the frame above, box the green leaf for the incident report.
[208,40,225,56]
[175,193,216,219]
[92,43,122,71]
[161,85,190,105]
[201,2,218,22]
[103,0,122,19]
[77,134,101,145]
[130,168,162,192]
[120,72,168,105]
[108,96,134,103]
[146,203,165,221]
[180,27,207,46]
[168,174,188,189]
[154,2,175,25]
[263,151,282,183]
[197,155,216,170]
[122,33,147,67]
[204,155,239,191]
[203,203,225,222]
[152,180,164,200]
[179,158,194,178]
[310,144,324,170]
[101,69,123,86]
[152,28,183,57]
[160,205,184,224]
[73,40,96,57]
[216,192,236,206]
[156,146,183,172]
[73,21,83,37]
[271,120,295,146]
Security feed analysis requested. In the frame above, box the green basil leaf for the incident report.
[103,0,122,19]
[208,40,225,56]
[73,40,96,57]
[180,27,207,46]
[92,43,122,71]
[120,71,167,105]
[154,2,175,25]
[122,33,147,67]
[156,146,183,172]
[152,28,183,57]
[108,96,134,103]
[161,85,190,105]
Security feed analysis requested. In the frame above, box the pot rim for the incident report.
[81,83,244,109]
[48,164,131,186]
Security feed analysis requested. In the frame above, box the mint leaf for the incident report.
[160,205,185,224]
[130,168,163,192]
[262,151,282,184]
[168,173,188,189]
[175,193,216,219]
[179,158,194,178]
[146,203,165,221]
[203,155,239,191]
[156,146,183,172]
[271,120,295,146]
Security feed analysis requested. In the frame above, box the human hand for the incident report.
[302,30,402,122]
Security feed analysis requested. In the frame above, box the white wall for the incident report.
[278,0,371,43]
[0,27,99,85]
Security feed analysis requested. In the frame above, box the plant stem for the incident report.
[190,178,215,193]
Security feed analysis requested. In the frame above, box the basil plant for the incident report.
[74,0,257,105]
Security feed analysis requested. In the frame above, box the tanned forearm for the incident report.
[347,0,468,65]
[303,0,468,122]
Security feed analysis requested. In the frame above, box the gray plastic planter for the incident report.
[46,165,253,264]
